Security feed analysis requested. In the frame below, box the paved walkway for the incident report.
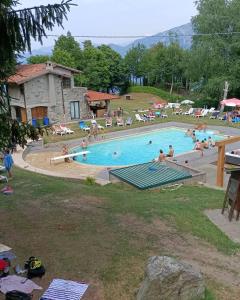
[14,122,240,188]
[205,209,240,243]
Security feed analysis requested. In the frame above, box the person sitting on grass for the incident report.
[194,140,203,157]
[3,149,14,178]
[166,145,174,157]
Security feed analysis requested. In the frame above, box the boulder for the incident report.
[137,256,205,300]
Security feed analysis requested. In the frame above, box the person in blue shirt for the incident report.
[3,149,14,178]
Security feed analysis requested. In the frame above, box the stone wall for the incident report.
[9,73,88,123]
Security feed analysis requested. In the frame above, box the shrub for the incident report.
[85,176,96,185]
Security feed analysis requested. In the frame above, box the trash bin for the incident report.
[32,118,37,127]
[43,116,49,125]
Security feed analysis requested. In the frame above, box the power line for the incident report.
[43,32,240,39]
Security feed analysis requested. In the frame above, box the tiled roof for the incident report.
[8,64,47,84]
[7,62,80,85]
[87,90,120,102]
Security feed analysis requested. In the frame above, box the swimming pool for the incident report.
[73,127,225,166]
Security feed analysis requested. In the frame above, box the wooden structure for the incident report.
[222,168,240,221]
[215,136,240,187]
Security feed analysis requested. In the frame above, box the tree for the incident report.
[52,31,82,69]
[0,0,75,150]
[124,44,147,85]
[27,55,51,64]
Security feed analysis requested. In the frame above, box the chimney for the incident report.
[46,61,53,71]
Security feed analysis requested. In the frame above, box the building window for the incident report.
[62,77,71,89]
[70,101,80,119]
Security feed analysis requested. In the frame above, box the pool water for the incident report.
[73,127,224,166]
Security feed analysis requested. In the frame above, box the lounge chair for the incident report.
[79,121,90,131]
[143,114,155,121]
[125,117,133,126]
[117,117,124,126]
[105,118,112,127]
[161,111,168,118]
[52,125,66,136]
[60,124,74,134]
[184,108,194,115]
[209,111,220,119]
[91,119,104,130]
[135,114,146,122]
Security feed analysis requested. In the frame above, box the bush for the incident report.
[85,176,96,185]
[128,86,184,102]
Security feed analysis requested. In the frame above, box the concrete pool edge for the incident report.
[19,122,240,188]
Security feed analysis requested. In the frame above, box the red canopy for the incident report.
[220,98,240,107]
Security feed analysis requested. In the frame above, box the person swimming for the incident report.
[185,129,192,136]
[113,151,117,155]
[148,140,152,145]
[192,133,197,142]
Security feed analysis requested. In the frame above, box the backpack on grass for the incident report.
[5,290,32,300]
[24,257,45,279]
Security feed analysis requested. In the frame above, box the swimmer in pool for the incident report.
[148,140,152,145]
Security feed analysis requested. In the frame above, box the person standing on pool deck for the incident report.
[194,140,203,157]
[166,145,174,157]
[3,149,14,178]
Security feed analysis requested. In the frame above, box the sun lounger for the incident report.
[125,117,133,126]
[60,125,74,134]
[117,117,124,126]
[50,151,90,163]
[105,118,112,127]
[91,120,104,129]
[184,108,194,115]
[135,114,146,122]
[52,125,66,136]
[79,121,90,131]
[209,111,220,119]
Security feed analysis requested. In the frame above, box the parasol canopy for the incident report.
[181,99,194,105]
[220,98,240,107]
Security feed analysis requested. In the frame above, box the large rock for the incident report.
[137,256,205,300]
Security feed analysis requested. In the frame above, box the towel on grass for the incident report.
[40,279,89,300]
[0,275,42,294]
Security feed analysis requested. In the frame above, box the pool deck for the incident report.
[14,122,240,189]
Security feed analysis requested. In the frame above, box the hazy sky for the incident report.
[17,0,197,49]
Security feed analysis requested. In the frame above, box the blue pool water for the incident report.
[73,128,224,166]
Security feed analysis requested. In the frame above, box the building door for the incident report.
[15,106,27,123]
[31,106,48,119]
[70,101,80,119]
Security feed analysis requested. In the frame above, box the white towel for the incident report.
[40,279,89,300]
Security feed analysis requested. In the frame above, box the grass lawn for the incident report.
[0,168,239,299]
[43,92,239,144]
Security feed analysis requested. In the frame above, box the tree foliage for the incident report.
[27,55,51,64]
[0,1,74,150]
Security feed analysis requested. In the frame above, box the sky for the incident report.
[17,0,197,50]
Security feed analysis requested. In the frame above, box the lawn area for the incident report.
[0,168,240,299]
[43,92,239,144]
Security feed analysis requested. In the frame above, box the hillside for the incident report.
[109,23,193,56]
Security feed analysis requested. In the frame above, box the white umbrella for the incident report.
[181,100,194,105]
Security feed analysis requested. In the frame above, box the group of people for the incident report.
[185,127,215,157]
[62,139,89,163]
[152,144,174,163]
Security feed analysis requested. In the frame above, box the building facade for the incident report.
[7,62,89,124]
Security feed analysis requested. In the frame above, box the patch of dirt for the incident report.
[61,195,106,213]
[118,214,240,300]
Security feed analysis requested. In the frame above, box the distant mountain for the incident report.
[20,46,53,63]
[109,23,193,56]
[20,23,193,61]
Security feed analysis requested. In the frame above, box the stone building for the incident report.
[7,62,89,124]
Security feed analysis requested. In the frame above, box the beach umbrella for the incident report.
[220,98,240,107]
[181,99,194,105]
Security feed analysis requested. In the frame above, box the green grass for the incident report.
[128,85,184,101]
[0,168,239,299]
